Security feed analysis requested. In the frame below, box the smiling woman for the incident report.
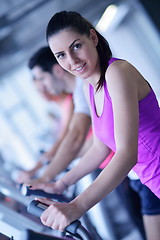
[48,29,99,82]
[46,11,112,90]
[33,10,160,238]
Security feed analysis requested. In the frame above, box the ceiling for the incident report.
[0,0,116,78]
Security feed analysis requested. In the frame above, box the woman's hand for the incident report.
[28,179,67,194]
[36,198,83,232]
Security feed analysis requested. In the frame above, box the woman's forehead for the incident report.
[48,29,86,53]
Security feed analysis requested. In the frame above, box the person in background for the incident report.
[31,11,160,240]
[17,46,91,183]
[17,47,74,182]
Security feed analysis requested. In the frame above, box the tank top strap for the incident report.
[103,57,121,99]
[89,83,94,106]
[108,57,121,65]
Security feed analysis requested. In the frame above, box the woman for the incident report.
[35,11,160,235]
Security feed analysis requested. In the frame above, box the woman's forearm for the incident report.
[61,143,110,187]
[70,150,137,215]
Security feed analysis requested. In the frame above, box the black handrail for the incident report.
[21,185,70,202]
[27,200,93,240]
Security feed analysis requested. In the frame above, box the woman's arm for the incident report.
[71,60,139,215]
[60,135,111,187]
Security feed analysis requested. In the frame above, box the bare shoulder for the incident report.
[106,60,137,80]
[106,60,140,88]
[105,60,141,99]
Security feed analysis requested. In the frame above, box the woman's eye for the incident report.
[57,53,65,59]
[73,43,81,50]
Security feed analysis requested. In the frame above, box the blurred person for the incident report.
[31,11,160,240]
[17,46,91,183]
[17,47,74,183]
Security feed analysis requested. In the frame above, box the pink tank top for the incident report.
[89,57,160,198]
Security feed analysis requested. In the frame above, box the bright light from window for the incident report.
[96,4,118,32]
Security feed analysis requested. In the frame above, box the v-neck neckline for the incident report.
[91,84,105,118]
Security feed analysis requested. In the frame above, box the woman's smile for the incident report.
[73,63,86,73]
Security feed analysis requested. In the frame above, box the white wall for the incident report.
[98,0,160,101]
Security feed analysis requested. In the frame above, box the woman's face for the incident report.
[48,29,100,80]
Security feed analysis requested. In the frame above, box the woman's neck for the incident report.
[86,60,101,88]
[86,71,101,89]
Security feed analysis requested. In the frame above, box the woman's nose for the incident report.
[68,53,79,65]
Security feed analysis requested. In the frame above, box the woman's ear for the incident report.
[89,29,98,47]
